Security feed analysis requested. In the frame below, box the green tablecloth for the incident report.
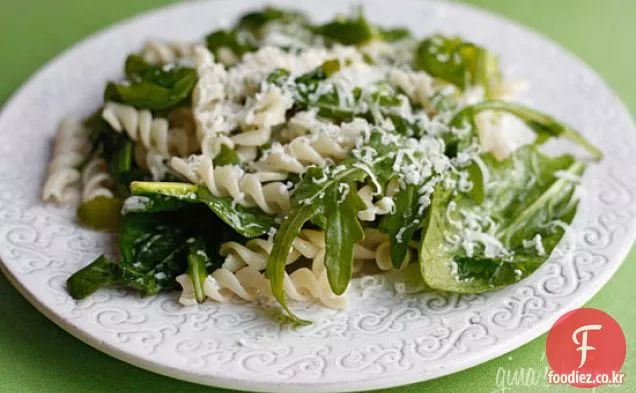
[1,1,634,392]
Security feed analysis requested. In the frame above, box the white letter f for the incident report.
[572,324,602,368]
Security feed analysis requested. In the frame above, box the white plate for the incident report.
[1,0,635,391]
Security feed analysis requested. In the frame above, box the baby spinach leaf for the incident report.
[314,13,375,46]
[415,34,500,93]
[66,255,119,300]
[205,30,257,57]
[118,212,189,295]
[130,181,275,238]
[419,146,584,293]
[186,237,209,303]
[324,184,365,295]
[105,66,197,111]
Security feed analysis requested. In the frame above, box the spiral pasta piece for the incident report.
[176,266,347,309]
[102,101,196,158]
[220,229,325,272]
[170,155,290,214]
[254,115,368,175]
[42,117,90,204]
[81,157,114,202]
[231,86,294,147]
[140,41,197,65]
[353,228,411,273]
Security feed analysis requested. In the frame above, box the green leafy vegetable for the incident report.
[205,30,257,57]
[105,66,197,111]
[124,54,152,82]
[467,101,602,161]
[313,12,375,46]
[186,237,209,303]
[108,139,138,196]
[236,7,309,37]
[118,212,189,295]
[266,203,318,325]
[419,146,584,292]
[415,34,500,93]
[324,184,365,294]
[379,185,421,268]
[378,27,411,42]
[66,256,118,300]
[130,181,275,238]
[266,133,402,320]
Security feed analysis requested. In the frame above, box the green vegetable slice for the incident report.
[77,196,123,231]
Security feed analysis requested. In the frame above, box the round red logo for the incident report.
[546,308,626,388]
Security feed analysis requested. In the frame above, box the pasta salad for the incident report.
[44,7,601,323]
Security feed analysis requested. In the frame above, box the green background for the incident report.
[0,1,634,392]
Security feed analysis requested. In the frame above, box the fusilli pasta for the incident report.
[81,157,114,202]
[176,265,347,308]
[42,117,90,204]
[252,114,368,175]
[102,101,197,158]
[170,155,290,214]
[140,40,197,65]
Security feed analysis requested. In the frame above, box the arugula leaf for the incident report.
[130,182,275,238]
[266,163,372,321]
[265,204,318,325]
[465,160,485,204]
[468,101,602,161]
[105,66,196,111]
[415,34,500,93]
[379,184,421,268]
[292,166,367,207]
[419,146,584,292]
[186,237,209,303]
[324,184,365,294]
[66,255,118,300]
